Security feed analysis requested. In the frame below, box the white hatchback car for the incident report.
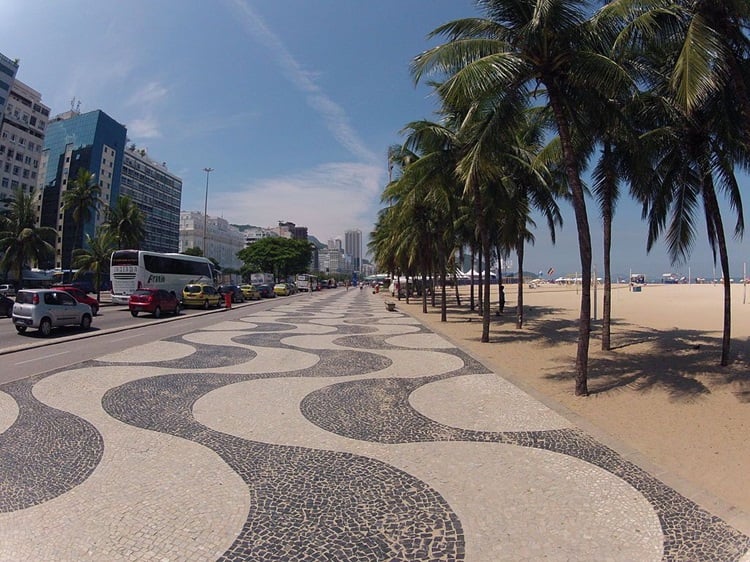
[12,289,93,336]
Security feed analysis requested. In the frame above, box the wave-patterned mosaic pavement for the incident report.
[0,290,748,561]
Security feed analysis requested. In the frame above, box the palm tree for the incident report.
[612,1,749,366]
[104,195,146,249]
[61,168,101,276]
[0,187,55,288]
[412,0,630,395]
[399,119,463,320]
[72,228,116,302]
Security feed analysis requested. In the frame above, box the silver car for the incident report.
[12,289,93,336]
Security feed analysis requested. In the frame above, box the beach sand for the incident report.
[383,281,750,532]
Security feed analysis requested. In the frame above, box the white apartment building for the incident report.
[179,211,244,270]
[242,225,278,246]
[120,145,182,253]
[0,53,18,118]
[0,77,49,201]
[319,246,346,274]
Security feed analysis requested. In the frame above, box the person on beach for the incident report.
[499,284,505,314]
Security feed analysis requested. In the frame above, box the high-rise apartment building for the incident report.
[37,109,127,270]
[344,229,362,271]
[0,53,18,118]
[120,145,182,253]
[0,56,49,202]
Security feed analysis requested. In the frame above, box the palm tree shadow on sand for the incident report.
[416,297,750,403]
[541,319,750,402]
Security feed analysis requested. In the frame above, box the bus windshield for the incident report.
[110,250,214,305]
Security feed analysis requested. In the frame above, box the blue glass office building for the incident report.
[39,109,126,270]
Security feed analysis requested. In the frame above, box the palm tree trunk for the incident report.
[703,180,732,366]
[516,240,524,329]
[601,149,614,351]
[441,270,447,322]
[482,230,492,342]
[470,245,476,311]
[477,249,483,317]
[548,86,592,396]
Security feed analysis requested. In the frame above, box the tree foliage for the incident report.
[0,187,56,288]
[237,237,312,281]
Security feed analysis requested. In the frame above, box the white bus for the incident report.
[296,273,318,292]
[110,250,215,305]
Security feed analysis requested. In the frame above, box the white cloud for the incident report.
[228,0,379,165]
[127,117,161,139]
[126,81,168,106]
[213,162,382,241]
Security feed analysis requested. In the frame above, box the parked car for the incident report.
[129,288,180,318]
[273,283,290,296]
[0,294,14,317]
[0,284,15,296]
[256,284,276,298]
[239,284,261,300]
[51,285,100,315]
[182,283,221,309]
[218,285,245,303]
[12,289,93,336]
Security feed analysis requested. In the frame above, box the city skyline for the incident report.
[2,1,748,278]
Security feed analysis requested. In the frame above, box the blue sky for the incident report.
[2,0,748,280]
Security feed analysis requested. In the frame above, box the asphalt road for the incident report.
[0,294,290,385]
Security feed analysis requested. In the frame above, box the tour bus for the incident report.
[296,273,318,292]
[110,250,215,305]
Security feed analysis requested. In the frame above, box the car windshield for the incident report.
[184,286,201,293]
[133,290,153,296]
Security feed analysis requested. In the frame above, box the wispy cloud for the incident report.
[228,0,379,165]
[216,162,382,240]
[127,117,161,139]
[126,82,168,106]
[173,110,260,140]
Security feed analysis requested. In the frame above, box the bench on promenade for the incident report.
[385,301,396,312]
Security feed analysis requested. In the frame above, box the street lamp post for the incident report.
[202,167,214,255]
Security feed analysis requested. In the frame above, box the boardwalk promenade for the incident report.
[0,289,748,561]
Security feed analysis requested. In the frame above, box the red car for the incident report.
[128,288,180,318]
[52,285,100,316]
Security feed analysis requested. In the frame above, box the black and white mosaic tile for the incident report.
[0,290,747,561]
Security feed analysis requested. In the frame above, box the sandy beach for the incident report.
[383,281,750,532]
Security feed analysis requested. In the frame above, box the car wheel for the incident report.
[15,325,26,333]
[173,303,180,315]
[39,318,52,337]
[154,306,162,318]
[80,314,92,330]
[130,310,139,317]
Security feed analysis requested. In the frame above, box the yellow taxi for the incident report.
[240,284,261,300]
[182,283,221,309]
[273,283,290,296]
